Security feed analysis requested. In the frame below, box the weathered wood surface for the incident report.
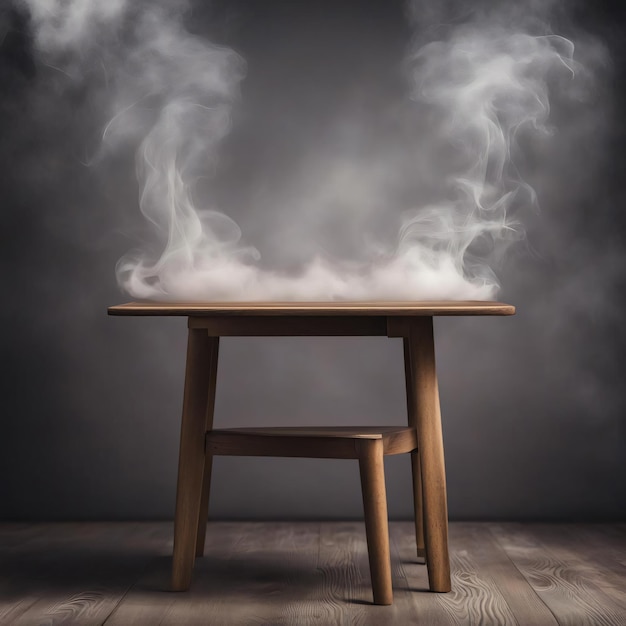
[490,523,626,626]
[0,523,172,626]
[393,522,561,626]
[108,301,515,316]
[0,522,623,625]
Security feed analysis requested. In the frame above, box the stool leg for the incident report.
[195,338,220,557]
[172,328,215,591]
[358,438,393,605]
[404,339,426,561]
[407,318,451,593]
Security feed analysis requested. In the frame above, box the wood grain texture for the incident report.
[406,317,451,593]
[164,523,323,626]
[104,523,240,625]
[453,524,559,625]
[491,523,626,626]
[1,523,625,625]
[438,547,518,624]
[0,523,172,626]
[392,522,558,626]
[108,300,515,316]
[525,524,626,614]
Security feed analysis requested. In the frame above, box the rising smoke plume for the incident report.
[20,0,605,301]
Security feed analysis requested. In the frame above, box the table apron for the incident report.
[187,315,421,337]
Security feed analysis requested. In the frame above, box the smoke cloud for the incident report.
[19,0,606,301]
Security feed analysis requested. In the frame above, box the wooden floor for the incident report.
[1,522,624,625]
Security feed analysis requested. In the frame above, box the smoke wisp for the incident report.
[20,0,605,301]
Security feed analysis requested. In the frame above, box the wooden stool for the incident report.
[108,301,515,606]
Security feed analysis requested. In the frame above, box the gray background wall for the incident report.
[1,0,624,521]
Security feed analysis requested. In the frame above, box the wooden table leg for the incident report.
[404,338,426,561]
[406,317,451,593]
[171,327,215,591]
[358,438,393,605]
[195,337,220,557]
[411,450,426,560]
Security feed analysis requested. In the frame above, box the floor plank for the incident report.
[318,521,417,626]
[526,524,626,613]
[1,522,625,625]
[0,523,171,626]
[458,524,559,626]
[491,523,626,626]
[104,522,240,625]
[162,522,323,626]
[394,522,540,626]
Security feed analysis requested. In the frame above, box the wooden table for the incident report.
[109,301,515,605]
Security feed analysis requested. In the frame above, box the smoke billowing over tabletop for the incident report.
[16,0,608,301]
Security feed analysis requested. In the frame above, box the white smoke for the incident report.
[20,0,600,301]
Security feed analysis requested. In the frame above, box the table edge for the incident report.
[107,301,516,316]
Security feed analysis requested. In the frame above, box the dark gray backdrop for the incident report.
[1,0,624,521]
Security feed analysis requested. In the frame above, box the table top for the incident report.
[108,301,515,316]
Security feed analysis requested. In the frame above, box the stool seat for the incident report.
[207,426,418,459]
